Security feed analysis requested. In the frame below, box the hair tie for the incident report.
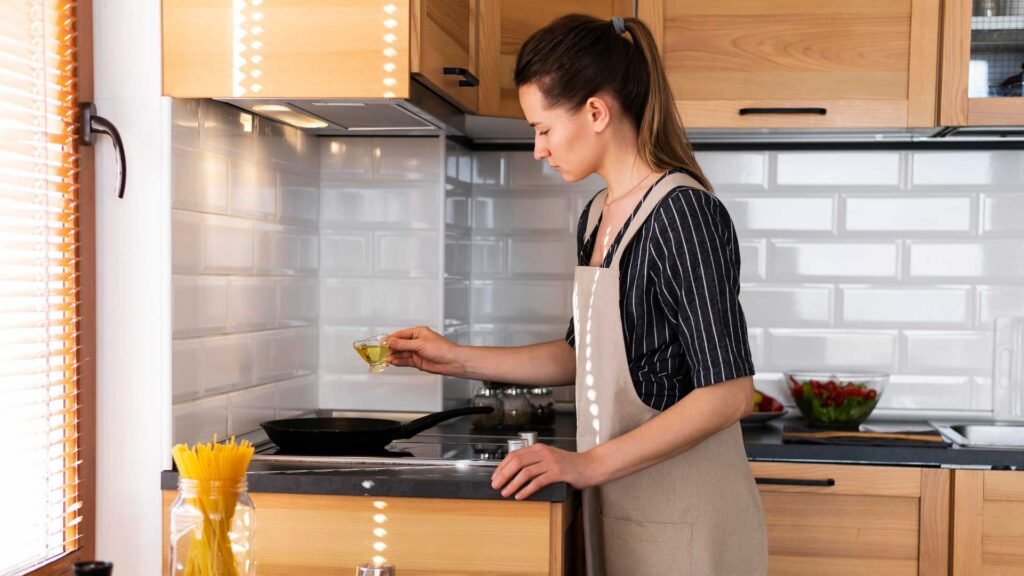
[611,16,626,35]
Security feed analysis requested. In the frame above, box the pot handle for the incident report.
[393,406,494,439]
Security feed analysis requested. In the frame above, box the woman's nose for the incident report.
[533,140,549,161]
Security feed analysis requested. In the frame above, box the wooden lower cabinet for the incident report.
[162,491,570,575]
[952,470,1024,575]
[751,462,951,576]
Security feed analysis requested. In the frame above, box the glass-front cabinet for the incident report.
[941,0,1024,125]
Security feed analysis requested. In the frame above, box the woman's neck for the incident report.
[598,130,659,205]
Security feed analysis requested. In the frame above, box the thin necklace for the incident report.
[605,170,656,207]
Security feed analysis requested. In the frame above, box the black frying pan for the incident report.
[260,406,493,455]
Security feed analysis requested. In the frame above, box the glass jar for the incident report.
[500,386,532,431]
[169,478,255,576]
[527,387,556,428]
[470,387,504,429]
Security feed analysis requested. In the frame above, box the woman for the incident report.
[388,14,768,575]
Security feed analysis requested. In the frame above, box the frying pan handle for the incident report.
[394,406,495,439]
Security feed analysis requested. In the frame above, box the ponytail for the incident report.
[514,14,713,193]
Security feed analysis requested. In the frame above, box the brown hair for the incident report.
[514,14,712,192]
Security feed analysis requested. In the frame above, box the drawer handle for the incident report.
[755,477,836,487]
[738,107,827,116]
[443,67,479,88]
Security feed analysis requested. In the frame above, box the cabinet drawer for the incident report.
[750,462,922,497]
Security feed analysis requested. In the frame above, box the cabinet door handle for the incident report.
[754,477,836,487]
[443,67,479,88]
[738,107,828,116]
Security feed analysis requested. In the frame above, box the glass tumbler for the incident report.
[353,334,391,373]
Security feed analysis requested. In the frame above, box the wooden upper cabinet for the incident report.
[476,0,635,119]
[638,0,942,129]
[163,0,479,112]
[939,0,1024,126]
[411,0,479,113]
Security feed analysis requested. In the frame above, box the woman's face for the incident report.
[518,83,607,183]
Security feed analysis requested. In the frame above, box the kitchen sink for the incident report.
[933,423,1024,449]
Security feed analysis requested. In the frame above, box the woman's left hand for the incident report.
[491,444,602,500]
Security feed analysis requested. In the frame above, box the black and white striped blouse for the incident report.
[566,169,755,411]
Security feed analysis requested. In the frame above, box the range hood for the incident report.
[222,79,1024,144]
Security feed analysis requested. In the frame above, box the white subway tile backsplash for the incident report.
[739,240,766,281]
[255,117,317,171]
[373,138,441,180]
[173,396,228,446]
[844,196,972,233]
[472,193,573,232]
[253,329,300,385]
[913,151,1024,186]
[739,286,833,327]
[171,98,200,149]
[298,235,318,274]
[320,325,373,374]
[724,196,834,233]
[172,210,203,273]
[172,339,202,403]
[508,237,577,276]
[228,278,277,331]
[982,194,1024,235]
[770,241,899,279]
[747,329,765,369]
[445,234,472,279]
[472,237,507,277]
[321,279,439,324]
[254,225,295,274]
[172,148,229,213]
[321,138,373,180]
[228,384,276,435]
[200,100,254,159]
[695,152,767,189]
[841,286,972,326]
[878,376,975,410]
[767,329,898,372]
[319,374,442,411]
[446,194,472,229]
[471,281,569,322]
[908,241,1024,279]
[229,159,277,220]
[275,375,318,418]
[278,279,318,325]
[472,152,507,186]
[776,152,901,186]
[173,276,229,337]
[978,286,1024,327]
[321,233,370,276]
[202,215,254,274]
[279,171,319,225]
[444,280,470,327]
[321,185,440,229]
[202,334,253,395]
[902,331,993,375]
[375,231,440,277]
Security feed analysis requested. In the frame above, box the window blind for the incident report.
[0,0,82,574]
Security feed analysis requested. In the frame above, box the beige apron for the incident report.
[574,171,768,576]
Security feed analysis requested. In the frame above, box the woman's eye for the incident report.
[539,130,549,136]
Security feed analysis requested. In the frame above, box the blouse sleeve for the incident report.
[648,189,755,387]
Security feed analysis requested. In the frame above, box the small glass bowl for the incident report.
[353,334,391,374]
[785,371,888,429]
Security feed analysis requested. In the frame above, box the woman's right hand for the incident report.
[386,326,464,376]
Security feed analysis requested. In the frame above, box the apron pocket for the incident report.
[600,515,692,576]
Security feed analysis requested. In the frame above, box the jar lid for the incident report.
[533,387,552,395]
[475,387,499,397]
[503,386,525,396]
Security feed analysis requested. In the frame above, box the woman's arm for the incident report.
[491,375,753,498]
[387,326,576,387]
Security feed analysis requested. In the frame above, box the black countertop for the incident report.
[161,413,1024,502]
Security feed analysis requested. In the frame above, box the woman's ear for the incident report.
[584,95,612,134]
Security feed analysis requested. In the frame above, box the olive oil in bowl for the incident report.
[353,335,390,373]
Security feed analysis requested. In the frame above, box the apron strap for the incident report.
[608,171,707,271]
[584,188,607,242]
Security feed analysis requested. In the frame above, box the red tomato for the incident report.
[867,389,878,400]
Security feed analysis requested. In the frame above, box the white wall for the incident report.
[473,149,1024,418]
[170,99,320,445]
[92,0,168,572]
